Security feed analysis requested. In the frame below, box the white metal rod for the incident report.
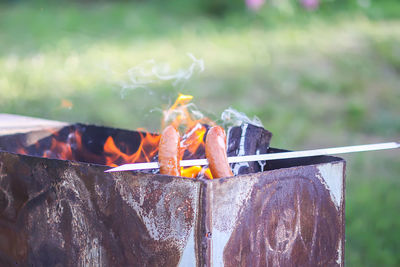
[104,142,399,172]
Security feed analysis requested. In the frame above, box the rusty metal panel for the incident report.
[205,160,345,267]
[0,115,346,267]
[0,149,345,267]
[0,151,200,266]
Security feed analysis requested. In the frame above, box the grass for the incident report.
[0,1,399,265]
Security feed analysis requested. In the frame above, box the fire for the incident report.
[42,130,82,161]
[180,166,202,178]
[101,93,214,178]
[163,93,215,132]
[14,93,215,179]
[103,130,160,167]
[162,94,214,179]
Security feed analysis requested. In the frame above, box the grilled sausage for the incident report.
[159,125,181,176]
[205,126,233,178]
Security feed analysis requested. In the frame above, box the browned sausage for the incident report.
[158,125,181,176]
[205,126,233,178]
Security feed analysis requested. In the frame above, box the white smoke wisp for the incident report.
[119,53,204,98]
[220,107,263,128]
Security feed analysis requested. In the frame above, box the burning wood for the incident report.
[3,94,274,179]
[2,95,398,180]
[156,94,273,178]
[227,123,272,175]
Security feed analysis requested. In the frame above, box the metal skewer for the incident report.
[104,142,400,172]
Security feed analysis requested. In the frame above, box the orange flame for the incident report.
[162,93,214,132]
[14,94,214,179]
[164,94,214,178]
[181,166,202,178]
[103,131,160,167]
[102,93,215,178]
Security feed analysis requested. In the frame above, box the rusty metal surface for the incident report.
[0,116,345,267]
[0,151,200,266]
[0,150,345,267]
[205,161,345,267]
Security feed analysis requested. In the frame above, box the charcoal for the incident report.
[227,123,272,175]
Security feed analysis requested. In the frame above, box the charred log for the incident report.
[227,123,272,175]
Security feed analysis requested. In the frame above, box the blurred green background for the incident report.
[0,0,399,265]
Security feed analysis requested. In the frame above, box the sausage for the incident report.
[205,126,233,178]
[158,125,181,176]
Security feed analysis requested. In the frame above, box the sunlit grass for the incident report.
[1,16,399,142]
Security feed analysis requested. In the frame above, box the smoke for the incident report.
[220,107,263,128]
[118,53,204,98]
[103,54,265,132]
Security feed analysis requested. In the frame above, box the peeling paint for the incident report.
[317,162,344,208]
[210,176,258,265]
[114,174,198,255]
[178,227,195,267]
